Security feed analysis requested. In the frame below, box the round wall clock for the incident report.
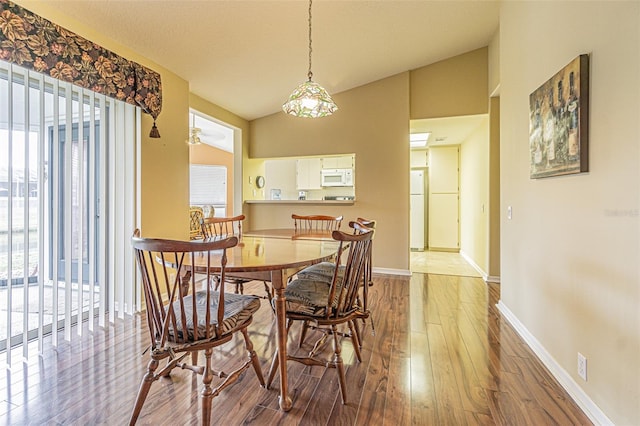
[256,175,265,188]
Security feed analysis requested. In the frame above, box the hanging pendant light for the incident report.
[282,0,337,118]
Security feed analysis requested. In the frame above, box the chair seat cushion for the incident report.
[279,278,343,317]
[296,262,345,283]
[170,291,260,341]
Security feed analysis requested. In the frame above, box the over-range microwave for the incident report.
[321,168,353,187]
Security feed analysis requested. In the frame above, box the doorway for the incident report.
[409,114,492,277]
[187,110,242,217]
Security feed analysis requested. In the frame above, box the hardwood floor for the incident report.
[0,274,592,425]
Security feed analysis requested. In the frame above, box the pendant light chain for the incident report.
[307,0,313,81]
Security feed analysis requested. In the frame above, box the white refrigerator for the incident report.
[410,170,425,250]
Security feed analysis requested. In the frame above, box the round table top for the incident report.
[189,235,340,273]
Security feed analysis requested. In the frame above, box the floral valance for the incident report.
[0,0,162,137]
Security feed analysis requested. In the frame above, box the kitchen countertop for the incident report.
[245,199,355,205]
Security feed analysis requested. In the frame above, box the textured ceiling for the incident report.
[410,114,489,149]
[27,0,500,121]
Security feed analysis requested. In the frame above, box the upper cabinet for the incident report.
[296,158,322,190]
[321,155,354,169]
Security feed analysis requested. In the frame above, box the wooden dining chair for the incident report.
[200,215,272,300]
[265,222,374,404]
[200,214,244,240]
[295,218,377,346]
[351,217,376,340]
[296,217,374,284]
[189,206,205,240]
[129,229,265,425]
[292,214,343,232]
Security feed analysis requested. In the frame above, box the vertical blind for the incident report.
[0,60,139,364]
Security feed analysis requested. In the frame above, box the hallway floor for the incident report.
[410,250,482,277]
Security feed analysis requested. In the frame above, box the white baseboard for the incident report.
[485,275,501,283]
[372,267,411,277]
[459,250,488,279]
[496,301,613,426]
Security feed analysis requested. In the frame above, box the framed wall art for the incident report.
[529,54,590,179]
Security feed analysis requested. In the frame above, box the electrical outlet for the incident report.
[507,206,512,220]
[577,352,587,381]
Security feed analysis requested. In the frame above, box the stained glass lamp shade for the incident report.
[283,79,338,118]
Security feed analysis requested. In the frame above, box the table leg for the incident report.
[272,270,292,411]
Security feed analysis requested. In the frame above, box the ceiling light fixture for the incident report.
[187,127,202,145]
[186,113,202,145]
[410,132,431,147]
[282,0,337,118]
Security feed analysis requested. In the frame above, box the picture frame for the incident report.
[529,54,589,179]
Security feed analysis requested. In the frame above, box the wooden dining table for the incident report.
[187,230,339,411]
[244,228,336,240]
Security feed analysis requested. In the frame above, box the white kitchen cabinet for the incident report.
[296,158,322,189]
[321,155,354,169]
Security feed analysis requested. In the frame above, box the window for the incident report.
[0,61,139,360]
[190,165,227,217]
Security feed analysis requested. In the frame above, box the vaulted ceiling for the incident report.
[34,1,500,121]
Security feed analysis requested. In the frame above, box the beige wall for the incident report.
[141,77,190,240]
[249,73,411,272]
[501,2,639,424]
[460,118,489,275]
[410,47,489,119]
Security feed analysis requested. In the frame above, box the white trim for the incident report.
[372,267,411,277]
[485,275,501,283]
[496,300,613,426]
[460,249,488,278]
